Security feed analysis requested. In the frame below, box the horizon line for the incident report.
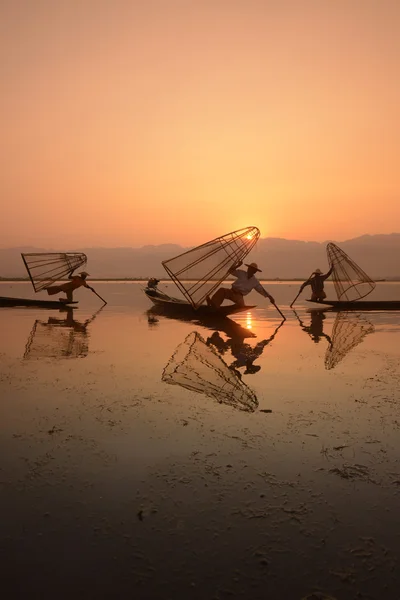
[1,231,400,251]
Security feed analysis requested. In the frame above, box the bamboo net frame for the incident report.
[162,227,260,309]
[21,252,87,292]
[327,243,375,301]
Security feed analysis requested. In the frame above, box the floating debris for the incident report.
[329,463,376,483]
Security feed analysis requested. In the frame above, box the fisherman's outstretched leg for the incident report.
[207,288,244,308]
[47,285,62,296]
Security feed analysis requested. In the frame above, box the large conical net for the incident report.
[326,243,375,301]
[324,312,374,370]
[22,252,87,292]
[162,331,259,412]
[23,315,90,359]
[162,227,260,309]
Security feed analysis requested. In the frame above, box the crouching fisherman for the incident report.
[47,270,90,303]
[206,261,275,308]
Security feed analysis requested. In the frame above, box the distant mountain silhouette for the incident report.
[1,234,400,279]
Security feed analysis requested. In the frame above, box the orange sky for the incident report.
[1,0,399,248]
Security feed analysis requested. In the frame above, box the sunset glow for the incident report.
[1,1,399,249]
[246,312,253,330]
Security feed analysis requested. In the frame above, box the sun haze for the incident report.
[1,0,399,248]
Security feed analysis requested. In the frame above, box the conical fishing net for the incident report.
[324,312,374,370]
[162,331,259,411]
[21,253,87,292]
[162,227,260,309]
[327,243,375,301]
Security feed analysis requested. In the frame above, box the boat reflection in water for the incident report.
[146,305,256,342]
[23,307,103,359]
[324,311,374,370]
[162,331,258,412]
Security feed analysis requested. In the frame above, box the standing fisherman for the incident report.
[299,267,333,302]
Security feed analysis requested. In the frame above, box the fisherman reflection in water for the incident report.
[299,266,333,302]
[206,331,231,355]
[296,310,332,345]
[207,319,284,374]
[229,339,271,374]
[23,307,103,360]
[46,270,91,303]
[206,261,274,308]
[48,309,92,332]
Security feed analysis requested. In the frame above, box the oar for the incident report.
[290,271,314,307]
[270,299,286,320]
[261,284,286,320]
[88,286,107,305]
[290,288,303,308]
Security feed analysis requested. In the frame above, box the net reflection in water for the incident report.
[23,310,95,359]
[324,311,375,370]
[162,331,259,412]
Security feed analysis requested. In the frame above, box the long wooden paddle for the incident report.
[270,299,286,320]
[261,285,286,320]
[87,285,107,305]
[290,272,314,307]
[290,289,303,308]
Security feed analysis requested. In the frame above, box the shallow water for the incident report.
[1,282,400,599]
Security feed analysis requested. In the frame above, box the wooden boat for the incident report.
[301,244,399,312]
[307,299,400,311]
[0,296,78,309]
[144,288,255,317]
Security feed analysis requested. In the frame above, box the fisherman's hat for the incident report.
[79,271,90,277]
[313,268,323,275]
[245,262,262,272]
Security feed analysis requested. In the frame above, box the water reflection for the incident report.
[23,308,103,359]
[162,331,258,412]
[207,318,285,375]
[294,309,332,344]
[146,306,255,341]
[324,311,374,370]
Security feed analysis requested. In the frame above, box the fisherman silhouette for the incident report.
[299,266,333,302]
[46,270,91,303]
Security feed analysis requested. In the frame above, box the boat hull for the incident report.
[307,299,400,311]
[0,296,78,309]
[144,289,255,317]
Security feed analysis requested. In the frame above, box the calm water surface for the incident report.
[1,282,400,599]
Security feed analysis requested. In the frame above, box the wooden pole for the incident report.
[290,272,314,307]
[290,289,302,308]
[271,300,286,320]
[88,286,107,305]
